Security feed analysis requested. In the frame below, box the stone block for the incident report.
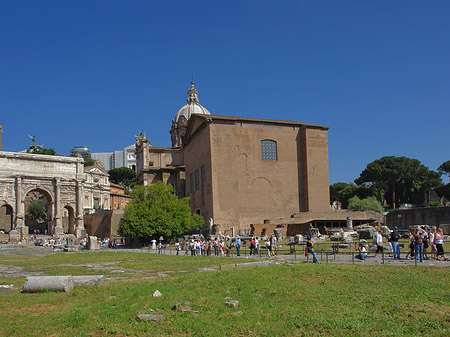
[439,224,450,235]
[138,314,165,322]
[8,230,20,243]
[88,236,99,250]
[21,276,74,293]
[72,275,104,288]
[225,300,239,308]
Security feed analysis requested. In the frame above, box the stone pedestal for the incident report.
[8,230,20,243]
[16,226,29,242]
[88,236,99,250]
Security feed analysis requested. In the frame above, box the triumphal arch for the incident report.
[0,151,86,240]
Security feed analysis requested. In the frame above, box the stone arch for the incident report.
[62,205,75,234]
[0,202,14,233]
[23,187,53,235]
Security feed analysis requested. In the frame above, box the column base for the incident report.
[53,226,64,237]
[75,228,86,238]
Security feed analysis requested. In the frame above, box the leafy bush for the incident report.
[348,196,384,212]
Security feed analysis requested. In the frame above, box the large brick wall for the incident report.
[386,207,450,234]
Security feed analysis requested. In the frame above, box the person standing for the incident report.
[390,227,401,260]
[235,235,242,256]
[214,238,219,256]
[430,227,437,260]
[405,228,415,260]
[249,237,255,255]
[374,230,383,257]
[265,238,271,257]
[306,235,319,263]
[421,227,429,260]
[175,241,180,255]
[151,239,157,251]
[414,229,424,262]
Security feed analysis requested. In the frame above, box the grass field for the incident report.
[0,251,449,336]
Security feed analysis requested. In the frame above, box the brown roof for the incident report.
[191,114,329,130]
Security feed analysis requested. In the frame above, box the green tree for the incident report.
[330,182,379,209]
[330,182,357,208]
[436,183,450,201]
[355,156,442,209]
[348,196,384,212]
[27,200,47,221]
[83,158,95,167]
[109,167,136,190]
[119,182,203,240]
[438,160,450,182]
[27,147,56,155]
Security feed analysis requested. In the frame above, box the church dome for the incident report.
[174,81,210,122]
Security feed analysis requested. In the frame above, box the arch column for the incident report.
[15,176,24,228]
[75,179,86,237]
[14,176,28,240]
[53,178,64,235]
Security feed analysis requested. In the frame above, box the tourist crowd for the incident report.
[356,226,447,262]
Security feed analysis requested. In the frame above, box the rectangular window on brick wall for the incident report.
[190,173,194,194]
[261,139,278,161]
[195,169,200,191]
[201,165,206,188]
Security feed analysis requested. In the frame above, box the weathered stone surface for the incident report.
[21,276,74,293]
[138,314,165,322]
[172,302,198,313]
[88,236,99,250]
[72,275,104,287]
[0,284,14,294]
[231,311,243,315]
[357,227,375,239]
[294,234,304,244]
[309,228,320,238]
[153,290,162,297]
[225,300,239,308]
[8,230,20,243]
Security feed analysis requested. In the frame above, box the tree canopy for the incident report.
[355,156,442,209]
[27,200,47,221]
[438,160,450,181]
[347,196,384,212]
[83,158,96,167]
[119,182,203,240]
[109,167,136,190]
[330,182,378,209]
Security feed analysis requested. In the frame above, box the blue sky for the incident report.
[1,0,449,184]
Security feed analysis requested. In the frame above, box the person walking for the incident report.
[271,234,277,256]
[390,227,401,260]
[434,228,448,261]
[306,235,319,263]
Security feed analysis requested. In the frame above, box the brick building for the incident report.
[135,82,333,235]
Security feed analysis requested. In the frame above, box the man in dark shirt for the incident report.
[390,227,401,260]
